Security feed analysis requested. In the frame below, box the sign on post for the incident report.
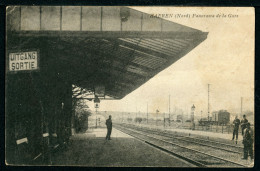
[8,51,39,72]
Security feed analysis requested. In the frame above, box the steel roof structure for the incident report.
[7,6,208,99]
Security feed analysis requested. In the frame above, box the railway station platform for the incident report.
[167,128,243,145]
[50,128,194,167]
[127,123,245,147]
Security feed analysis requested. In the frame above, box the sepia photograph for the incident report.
[5,6,254,167]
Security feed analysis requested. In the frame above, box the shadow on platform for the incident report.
[50,128,193,167]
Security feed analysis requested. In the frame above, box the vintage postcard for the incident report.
[5,6,254,167]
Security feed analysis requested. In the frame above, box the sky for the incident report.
[88,7,255,118]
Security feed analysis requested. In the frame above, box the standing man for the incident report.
[242,123,253,160]
[241,115,248,136]
[106,115,112,140]
[232,116,240,142]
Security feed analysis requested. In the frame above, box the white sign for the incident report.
[9,51,39,72]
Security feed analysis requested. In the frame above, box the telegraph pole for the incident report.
[147,103,148,124]
[135,106,137,123]
[175,106,176,121]
[96,108,97,128]
[182,110,184,123]
[156,108,159,126]
[169,95,171,126]
[241,97,243,118]
[164,112,166,128]
[208,84,210,121]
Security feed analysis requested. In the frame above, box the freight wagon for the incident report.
[199,110,230,126]
[212,110,230,125]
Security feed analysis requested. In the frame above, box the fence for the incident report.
[120,118,254,135]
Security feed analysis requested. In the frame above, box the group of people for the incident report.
[232,115,253,160]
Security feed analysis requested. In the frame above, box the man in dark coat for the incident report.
[242,122,253,160]
[241,115,248,136]
[232,116,240,141]
[106,115,112,140]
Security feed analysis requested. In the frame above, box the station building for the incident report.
[6,6,207,164]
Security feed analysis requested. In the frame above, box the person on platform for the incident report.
[241,115,248,136]
[232,116,240,141]
[242,122,253,160]
[106,115,112,140]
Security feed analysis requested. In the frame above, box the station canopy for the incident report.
[7,6,208,99]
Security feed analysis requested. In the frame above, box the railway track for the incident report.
[123,123,243,154]
[115,124,249,167]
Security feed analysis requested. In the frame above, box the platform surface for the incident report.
[130,123,245,146]
[50,128,194,167]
